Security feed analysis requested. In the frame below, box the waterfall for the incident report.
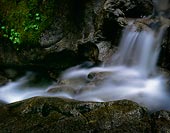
[112,23,166,77]
[0,21,169,110]
[64,22,169,110]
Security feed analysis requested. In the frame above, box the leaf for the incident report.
[1,26,5,30]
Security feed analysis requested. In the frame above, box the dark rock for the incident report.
[43,49,78,69]
[159,27,170,69]
[0,100,7,106]
[40,28,63,48]
[77,41,100,63]
[0,44,20,65]
[103,0,152,18]
[96,0,152,42]
[152,0,170,18]
[3,69,18,79]
[151,110,170,132]
[0,74,8,86]
[158,68,170,88]
[0,97,151,132]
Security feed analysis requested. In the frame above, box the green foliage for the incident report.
[0,0,58,49]
[24,13,43,32]
[0,24,21,45]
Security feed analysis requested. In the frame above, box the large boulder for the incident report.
[0,97,151,132]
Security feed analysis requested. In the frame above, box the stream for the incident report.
[0,21,169,111]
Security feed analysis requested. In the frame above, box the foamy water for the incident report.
[0,23,169,111]
[59,64,170,110]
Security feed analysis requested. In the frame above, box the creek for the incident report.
[0,20,169,111]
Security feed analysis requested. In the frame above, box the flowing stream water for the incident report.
[0,21,169,110]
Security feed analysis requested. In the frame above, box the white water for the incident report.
[112,24,163,77]
[0,23,169,110]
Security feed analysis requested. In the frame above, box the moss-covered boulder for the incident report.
[0,97,152,132]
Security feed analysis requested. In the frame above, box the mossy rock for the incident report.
[0,97,152,132]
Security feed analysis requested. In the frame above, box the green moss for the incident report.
[0,0,57,49]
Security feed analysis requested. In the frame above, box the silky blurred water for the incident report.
[0,23,169,111]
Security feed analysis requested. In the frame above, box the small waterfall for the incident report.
[55,22,170,110]
[0,21,169,110]
[112,23,166,77]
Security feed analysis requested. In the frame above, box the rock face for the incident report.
[0,0,153,72]
[0,97,151,132]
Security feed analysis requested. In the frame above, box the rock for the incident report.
[40,28,63,48]
[151,110,170,132]
[0,97,151,132]
[46,85,76,96]
[97,0,152,41]
[157,68,170,88]
[96,41,117,63]
[77,41,100,64]
[0,74,8,86]
[0,99,7,106]
[42,49,78,69]
[0,44,20,65]
[152,0,170,18]
[0,0,154,72]
[159,27,170,69]
[3,69,18,79]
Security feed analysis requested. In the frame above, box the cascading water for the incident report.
[0,21,169,110]
[112,24,163,77]
[58,22,169,110]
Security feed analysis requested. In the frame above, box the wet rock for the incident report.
[88,71,113,80]
[57,76,89,90]
[96,41,117,63]
[46,85,76,96]
[0,97,151,132]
